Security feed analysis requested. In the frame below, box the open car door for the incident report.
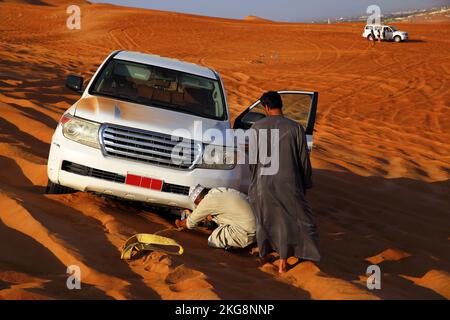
[384,27,393,40]
[233,90,318,150]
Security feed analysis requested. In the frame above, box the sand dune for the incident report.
[244,15,272,22]
[0,1,449,299]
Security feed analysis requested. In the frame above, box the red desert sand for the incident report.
[0,0,449,299]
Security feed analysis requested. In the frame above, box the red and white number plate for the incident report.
[125,174,163,191]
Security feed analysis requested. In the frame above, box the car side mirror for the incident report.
[65,74,84,93]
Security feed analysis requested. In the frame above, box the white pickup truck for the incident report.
[47,51,318,209]
[363,24,408,42]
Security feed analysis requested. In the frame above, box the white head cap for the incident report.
[189,184,206,204]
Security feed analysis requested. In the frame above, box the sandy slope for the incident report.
[0,1,449,299]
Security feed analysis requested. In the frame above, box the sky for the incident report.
[90,0,448,22]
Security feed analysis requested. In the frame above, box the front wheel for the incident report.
[394,36,402,43]
[45,179,75,194]
[367,34,374,41]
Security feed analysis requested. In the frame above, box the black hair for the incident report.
[195,188,211,205]
[260,91,283,110]
[200,188,211,198]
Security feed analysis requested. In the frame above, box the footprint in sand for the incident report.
[166,265,212,293]
[231,72,251,82]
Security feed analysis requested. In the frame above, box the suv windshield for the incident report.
[390,26,397,31]
[90,59,226,120]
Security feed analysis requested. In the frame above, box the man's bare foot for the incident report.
[278,259,287,274]
[250,246,259,256]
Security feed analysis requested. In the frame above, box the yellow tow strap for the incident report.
[121,231,184,260]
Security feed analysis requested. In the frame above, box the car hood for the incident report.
[74,95,232,144]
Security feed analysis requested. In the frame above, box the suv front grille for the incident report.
[101,125,199,170]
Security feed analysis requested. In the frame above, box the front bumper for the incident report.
[48,127,245,209]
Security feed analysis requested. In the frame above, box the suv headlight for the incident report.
[196,144,237,170]
[60,114,101,149]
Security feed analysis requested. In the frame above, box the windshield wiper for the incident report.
[93,91,136,102]
[149,100,212,118]
[135,98,178,111]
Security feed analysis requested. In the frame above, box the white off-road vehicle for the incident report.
[46,51,318,209]
[363,24,408,42]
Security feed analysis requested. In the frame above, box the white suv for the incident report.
[363,24,408,42]
[47,51,318,209]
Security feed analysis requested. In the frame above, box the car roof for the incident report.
[114,51,218,80]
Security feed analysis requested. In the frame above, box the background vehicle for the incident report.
[363,24,408,42]
[47,51,318,209]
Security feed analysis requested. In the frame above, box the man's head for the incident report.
[189,184,210,206]
[260,91,283,114]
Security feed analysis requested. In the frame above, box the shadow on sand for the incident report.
[309,169,449,299]
[0,155,161,299]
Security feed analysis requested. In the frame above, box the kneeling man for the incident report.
[176,185,256,250]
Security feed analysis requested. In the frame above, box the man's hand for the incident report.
[175,209,192,230]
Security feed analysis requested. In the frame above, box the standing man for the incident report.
[369,28,376,47]
[175,185,256,250]
[248,91,321,273]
